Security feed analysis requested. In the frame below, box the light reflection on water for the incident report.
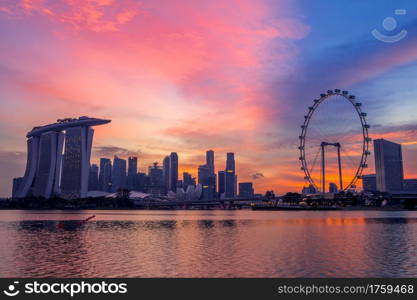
[0,210,417,277]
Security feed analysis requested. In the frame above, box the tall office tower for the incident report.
[205,150,216,198]
[112,156,127,192]
[198,164,216,200]
[206,150,215,174]
[234,174,238,196]
[60,126,94,199]
[127,156,138,190]
[88,164,99,191]
[99,158,112,192]
[148,162,164,195]
[239,182,254,198]
[329,182,338,193]
[15,117,110,199]
[362,174,377,193]
[163,155,170,192]
[183,172,195,190]
[169,152,178,192]
[12,177,23,198]
[135,172,148,192]
[226,152,235,172]
[218,170,225,196]
[374,139,404,192]
[225,152,236,198]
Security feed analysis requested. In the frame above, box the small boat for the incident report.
[57,215,96,229]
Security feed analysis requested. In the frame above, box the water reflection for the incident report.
[0,210,416,277]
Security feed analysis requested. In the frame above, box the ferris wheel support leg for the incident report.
[337,144,343,191]
[321,143,325,194]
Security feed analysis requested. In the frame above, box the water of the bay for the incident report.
[0,210,416,277]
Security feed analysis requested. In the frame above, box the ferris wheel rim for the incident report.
[298,89,371,192]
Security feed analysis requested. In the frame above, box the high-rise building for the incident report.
[362,174,377,193]
[99,158,112,192]
[218,170,225,196]
[32,131,64,198]
[206,150,215,174]
[374,139,404,192]
[206,150,216,198]
[88,164,99,191]
[226,152,235,172]
[225,152,236,198]
[15,117,110,199]
[404,179,417,192]
[198,164,216,200]
[134,172,148,192]
[163,156,170,192]
[60,126,94,199]
[234,174,238,196]
[148,162,164,195]
[112,156,127,192]
[127,156,138,190]
[329,182,338,193]
[239,182,254,198]
[169,152,178,192]
[183,172,195,191]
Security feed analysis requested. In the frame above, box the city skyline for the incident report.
[6,114,417,198]
[90,149,242,199]
[1,0,417,197]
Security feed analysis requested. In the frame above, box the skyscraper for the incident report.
[16,117,110,199]
[60,126,94,199]
[112,156,127,192]
[226,152,235,172]
[206,150,215,174]
[127,156,138,190]
[148,162,164,195]
[135,172,148,192]
[206,150,216,198]
[169,152,178,192]
[163,155,170,192]
[198,164,216,200]
[225,152,236,198]
[183,172,195,191]
[32,131,63,198]
[374,139,404,192]
[88,164,99,191]
[99,158,112,192]
[218,170,225,196]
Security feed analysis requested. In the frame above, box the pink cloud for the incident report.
[0,0,311,195]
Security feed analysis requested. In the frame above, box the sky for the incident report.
[1,0,417,197]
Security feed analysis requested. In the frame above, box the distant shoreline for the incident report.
[0,206,415,211]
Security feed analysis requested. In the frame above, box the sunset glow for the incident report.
[1,0,417,196]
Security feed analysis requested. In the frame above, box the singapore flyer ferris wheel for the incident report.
[299,89,371,193]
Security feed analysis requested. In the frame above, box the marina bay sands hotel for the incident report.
[14,116,110,199]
